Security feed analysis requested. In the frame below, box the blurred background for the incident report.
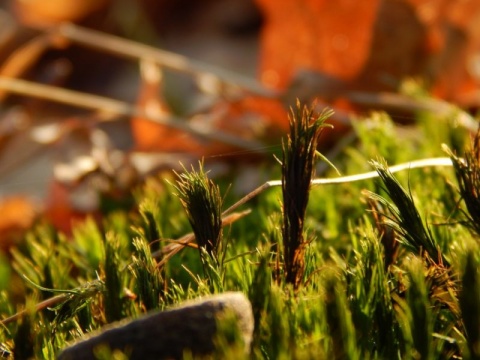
[0,0,480,240]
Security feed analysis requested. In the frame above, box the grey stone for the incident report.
[57,292,253,360]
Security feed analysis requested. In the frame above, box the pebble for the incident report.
[57,292,253,360]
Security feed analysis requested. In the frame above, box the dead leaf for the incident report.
[11,0,110,27]
[256,0,381,89]
[0,196,38,251]
[256,0,480,102]
[44,180,98,235]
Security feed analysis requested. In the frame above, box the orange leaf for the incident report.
[256,0,381,89]
[256,0,480,102]
[12,0,110,27]
[0,196,38,250]
[44,180,97,235]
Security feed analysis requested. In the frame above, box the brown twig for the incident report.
[0,293,68,326]
[0,76,264,151]
[154,209,251,268]
[55,23,278,98]
[347,91,478,132]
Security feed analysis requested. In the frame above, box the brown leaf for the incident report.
[256,0,480,102]
[0,33,53,101]
[131,60,204,154]
[12,0,110,27]
[44,180,98,235]
[0,196,38,250]
[256,0,381,89]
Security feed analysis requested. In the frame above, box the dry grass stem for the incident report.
[0,76,263,150]
[55,23,277,98]
[223,157,455,216]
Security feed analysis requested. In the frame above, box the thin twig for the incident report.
[223,157,455,216]
[8,25,477,136]
[221,183,271,217]
[154,209,251,268]
[347,92,478,132]
[0,294,68,326]
[55,23,278,98]
[311,157,453,184]
[0,76,264,151]
[50,24,480,133]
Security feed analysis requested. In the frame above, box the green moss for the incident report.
[0,100,478,359]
